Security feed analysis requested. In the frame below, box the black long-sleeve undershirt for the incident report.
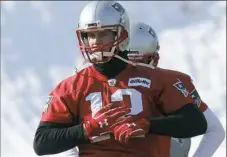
[148,103,207,138]
[33,123,89,156]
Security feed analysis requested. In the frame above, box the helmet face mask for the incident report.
[76,1,130,64]
[76,25,128,64]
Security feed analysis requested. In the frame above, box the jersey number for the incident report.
[86,89,143,117]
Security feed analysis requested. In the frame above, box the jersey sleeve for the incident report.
[158,72,204,114]
[186,77,208,112]
[40,78,78,124]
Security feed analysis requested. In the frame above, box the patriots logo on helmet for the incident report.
[148,27,156,38]
[111,2,125,15]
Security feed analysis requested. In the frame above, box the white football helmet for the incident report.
[128,21,160,67]
[76,1,130,64]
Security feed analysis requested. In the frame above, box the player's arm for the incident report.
[184,78,225,156]
[148,104,206,138]
[113,102,206,143]
[34,122,88,156]
[33,81,90,156]
[193,107,225,157]
[113,75,207,143]
[148,75,207,138]
[33,79,131,155]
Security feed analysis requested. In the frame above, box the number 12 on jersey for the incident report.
[86,88,144,117]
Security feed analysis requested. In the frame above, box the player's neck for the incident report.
[93,51,128,79]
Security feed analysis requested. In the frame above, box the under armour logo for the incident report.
[127,123,136,128]
[99,119,108,128]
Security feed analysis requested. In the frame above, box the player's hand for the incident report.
[113,116,150,144]
[83,103,131,140]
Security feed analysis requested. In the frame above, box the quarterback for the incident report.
[33,1,208,157]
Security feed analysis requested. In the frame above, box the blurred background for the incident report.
[1,1,226,157]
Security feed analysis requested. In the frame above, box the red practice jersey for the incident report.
[41,64,207,157]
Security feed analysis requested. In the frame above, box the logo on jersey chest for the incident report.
[128,77,151,88]
[108,79,117,86]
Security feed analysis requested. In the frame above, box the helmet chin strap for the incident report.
[149,59,155,68]
[88,46,116,64]
[77,51,155,71]
[114,55,155,69]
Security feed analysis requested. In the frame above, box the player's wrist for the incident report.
[83,119,100,137]
[139,118,150,134]
[82,121,90,137]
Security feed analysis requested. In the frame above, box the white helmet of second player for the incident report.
[128,21,160,67]
[76,1,130,64]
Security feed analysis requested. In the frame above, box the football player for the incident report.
[33,1,208,157]
[127,21,225,157]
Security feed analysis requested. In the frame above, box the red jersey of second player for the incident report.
[40,64,207,157]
